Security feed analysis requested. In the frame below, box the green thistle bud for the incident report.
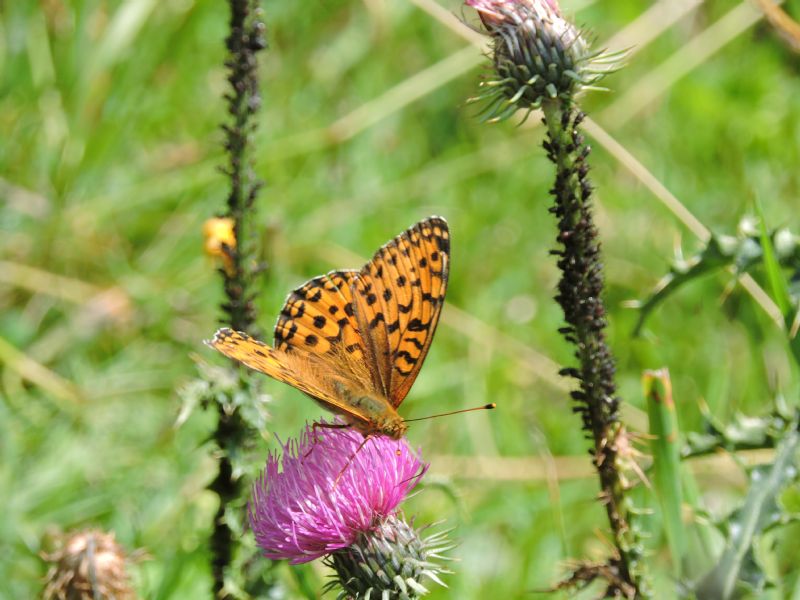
[323,516,452,600]
[467,0,621,121]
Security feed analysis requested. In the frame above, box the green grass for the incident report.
[2,0,800,597]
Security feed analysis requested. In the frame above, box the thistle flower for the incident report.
[250,422,451,597]
[466,0,619,121]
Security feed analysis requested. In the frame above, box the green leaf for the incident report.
[778,483,800,518]
[755,200,792,316]
[633,218,800,337]
[633,236,731,335]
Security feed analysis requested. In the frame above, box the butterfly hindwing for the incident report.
[353,216,450,407]
[351,275,393,398]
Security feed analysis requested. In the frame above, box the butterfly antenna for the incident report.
[333,435,373,489]
[396,463,430,488]
[405,403,496,423]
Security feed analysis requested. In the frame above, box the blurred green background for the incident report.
[2,0,800,597]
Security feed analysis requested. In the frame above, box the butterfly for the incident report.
[208,216,450,440]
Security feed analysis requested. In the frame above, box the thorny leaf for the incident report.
[633,218,800,335]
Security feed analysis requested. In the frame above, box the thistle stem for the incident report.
[542,99,646,598]
[210,1,266,596]
[220,0,265,334]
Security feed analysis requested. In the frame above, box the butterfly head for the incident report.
[375,416,408,440]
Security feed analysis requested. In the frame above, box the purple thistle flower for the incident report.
[249,421,426,564]
[466,0,562,27]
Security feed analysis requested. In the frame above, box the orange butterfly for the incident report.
[208,217,450,440]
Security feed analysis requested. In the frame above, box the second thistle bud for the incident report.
[324,516,452,600]
[467,0,612,121]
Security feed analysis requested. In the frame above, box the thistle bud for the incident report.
[467,0,618,121]
[43,529,134,600]
[325,515,452,600]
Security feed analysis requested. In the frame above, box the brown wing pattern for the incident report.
[208,328,372,426]
[353,216,450,407]
[274,270,365,360]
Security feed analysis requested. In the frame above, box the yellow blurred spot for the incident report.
[203,217,236,276]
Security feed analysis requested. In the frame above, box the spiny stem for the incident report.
[211,1,266,597]
[221,0,266,334]
[542,98,645,598]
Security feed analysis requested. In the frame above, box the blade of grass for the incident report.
[643,368,686,578]
[0,260,99,304]
[429,448,776,482]
[0,335,83,408]
[601,1,781,128]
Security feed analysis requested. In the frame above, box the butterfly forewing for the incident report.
[209,328,373,426]
[353,216,450,407]
[274,270,366,359]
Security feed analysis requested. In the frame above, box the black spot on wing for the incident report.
[369,312,385,329]
[395,350,418,365]
[405,337,425,350]
[407,318,429,332]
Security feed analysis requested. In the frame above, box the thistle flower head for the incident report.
[466,0,620,121]
[249,421,426,564]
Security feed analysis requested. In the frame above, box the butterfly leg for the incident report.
[333,434,374,489]
[304,422,351,458]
